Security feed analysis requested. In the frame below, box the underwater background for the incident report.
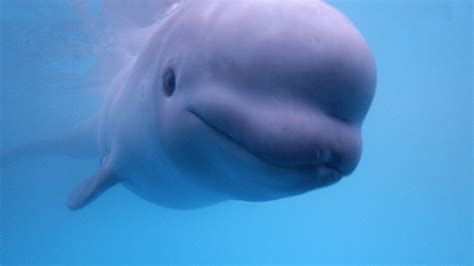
[1,0,472,264]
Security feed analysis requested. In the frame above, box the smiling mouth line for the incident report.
[188,110,342,177]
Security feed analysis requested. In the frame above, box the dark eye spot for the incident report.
[163,69,176,97]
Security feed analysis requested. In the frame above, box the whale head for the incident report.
[138,0,376,202]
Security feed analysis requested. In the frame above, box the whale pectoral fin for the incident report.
[2,114,100,167]
[67,165,120,210]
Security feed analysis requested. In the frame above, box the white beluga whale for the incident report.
[5,0,377,210]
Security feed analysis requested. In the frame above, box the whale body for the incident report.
[8,0,377,210]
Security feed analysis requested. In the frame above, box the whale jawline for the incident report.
[188,109,343,178]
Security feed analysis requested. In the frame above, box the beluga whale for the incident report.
[5,0,377,210]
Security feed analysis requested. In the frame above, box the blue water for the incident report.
[1,0,472,264]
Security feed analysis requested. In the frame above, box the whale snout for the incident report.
[189,94,362,177]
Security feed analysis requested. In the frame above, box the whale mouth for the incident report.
[189,109,343,182]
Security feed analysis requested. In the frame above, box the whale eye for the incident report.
[163,69,176,97]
